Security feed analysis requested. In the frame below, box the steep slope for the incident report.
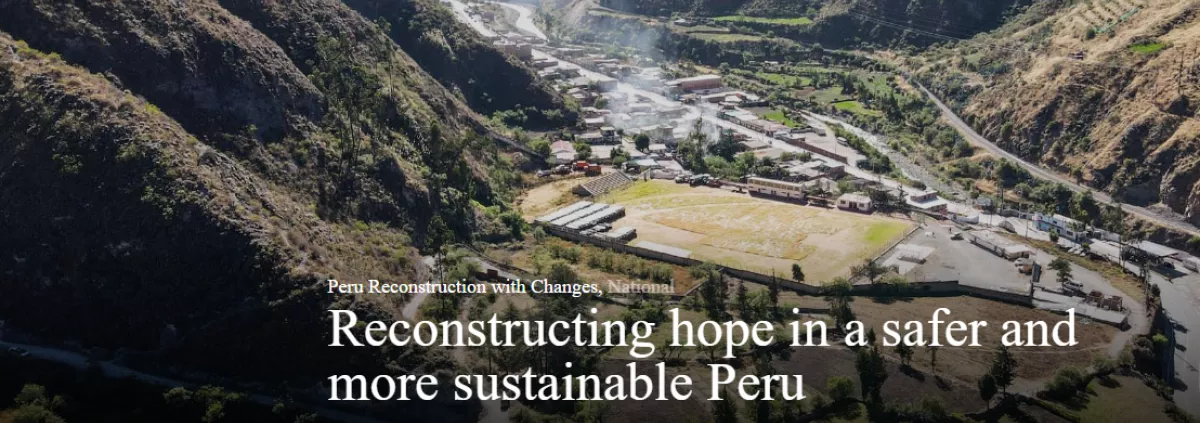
[0,1,537,416]
[0,0,325,143]
[919,0,1200,225]
[583,0,1029,48]
[343,0,577,127]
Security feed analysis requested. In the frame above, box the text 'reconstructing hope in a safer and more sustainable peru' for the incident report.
[323,302,1080,402]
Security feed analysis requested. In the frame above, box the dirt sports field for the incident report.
[585,180,914,283]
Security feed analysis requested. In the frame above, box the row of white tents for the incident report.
[537,201,626,231]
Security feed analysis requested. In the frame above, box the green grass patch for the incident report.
[763,109,801,127]
[689,32,765,42]
[806,87,845,104]
[1045,376,1174,423]
[673,24,730,34]
[603,180,694,203]
[714,15,814,25]
[833,100,881,116]
[863,222,909,249]
[756,72,813,87]
[1128,42,1166,54]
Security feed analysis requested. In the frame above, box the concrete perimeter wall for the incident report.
[542,224,1036,307]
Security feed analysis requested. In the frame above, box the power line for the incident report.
[848,5,997,37]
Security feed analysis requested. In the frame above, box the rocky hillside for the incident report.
[918,0,1200,225]
[580,0,1029,48]
[0,0,563,417]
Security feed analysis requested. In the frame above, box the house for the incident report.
[493,41,532,60]
[578,132,605,144]
[1122,240,1179,267]
[626,158,661,172]
[551,140,576,164]
[1034,214,1086,243]
[667,75,723,93]
[583,116,606,129]
[596,76,619,92]
[786,160,845,181]
[837,193,873,212]
[741,139,769,151]
[906,190,949,214]
[600,126,618,142]
[968,230,1033,260]
[590,145,614,164]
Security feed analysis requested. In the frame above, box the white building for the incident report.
[837,193,873,212]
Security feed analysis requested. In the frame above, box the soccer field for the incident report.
[601,180,913,283]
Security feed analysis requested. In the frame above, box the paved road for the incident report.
[916,83,1200,238]
[1086,241,1200,414]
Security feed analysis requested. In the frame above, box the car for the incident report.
[536,170,552,178]
[7,347,30,358]
[674,175,691,183]
[1062,281,1085,294]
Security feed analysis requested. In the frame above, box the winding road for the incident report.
[915,83,1200,238]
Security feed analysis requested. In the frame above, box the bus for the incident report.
[747,177,807,200]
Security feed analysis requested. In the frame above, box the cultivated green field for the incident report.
[714,15,814,25]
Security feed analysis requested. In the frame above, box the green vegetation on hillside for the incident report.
[714,15,813,25]
[1128,41,1166,54]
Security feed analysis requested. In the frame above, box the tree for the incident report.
[772,273,782,319]
[1092,355,1116,376]
[308,35,398,180]
[709,129,744,161]
[1071,191,1101,227]
[694,264,729,320]
[824,278,856,331]
[736,280,752,320]
[978,374,997,410]
[827,376,856,402]
[12,384,66,423]
[529,138,552,157]
[1046,366,1087,400]
[929,345,940,376]
[895,342,914,367]
[855,329,888,407]
[1049,257,1072,284]
[573,142,592,160]
[713,389,739,423]
[634,133,651,151]
[989,345,1018,396]
[791,263,805,282]
[852,259,886,284]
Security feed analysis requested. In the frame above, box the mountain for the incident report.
[582,0,1031,48]
[917,0,1200,226]
[0,0,563,415]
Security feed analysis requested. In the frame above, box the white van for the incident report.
[1062,281,1084,294]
